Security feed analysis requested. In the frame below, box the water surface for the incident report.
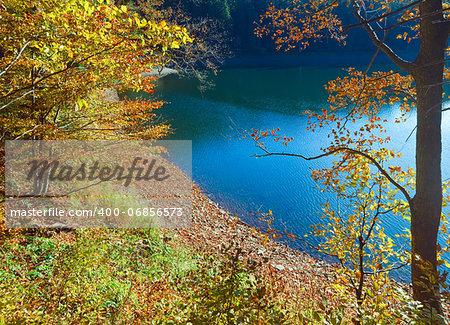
[139,63,450,280]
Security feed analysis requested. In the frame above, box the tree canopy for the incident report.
[0,0,192,140]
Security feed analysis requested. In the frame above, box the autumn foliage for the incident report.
[253,0,450,318]
[255,0,345,51]
[0,0,192,140]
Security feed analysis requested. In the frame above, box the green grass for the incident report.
[0,228,194,324]
[0,228,292,324]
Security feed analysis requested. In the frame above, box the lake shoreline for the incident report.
[176,182,339,288]
[174,182,450,315]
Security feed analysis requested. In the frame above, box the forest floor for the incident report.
[178,184,338,294]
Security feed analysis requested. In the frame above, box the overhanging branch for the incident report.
[342,0,423,33]
[254,146,413,204]
[352,3,414,72]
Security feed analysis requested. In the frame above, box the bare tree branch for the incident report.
[363,262,409,275]
[373,6,450,33]
[0,89,33,111]
[382,86,417,102]
[352,3,414,72]
[0,41,31,77]
[14,123,43,140]
[342,0,423,34]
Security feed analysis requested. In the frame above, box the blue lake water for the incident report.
[138,62,450,281]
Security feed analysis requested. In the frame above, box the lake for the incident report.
[139,60,450,280]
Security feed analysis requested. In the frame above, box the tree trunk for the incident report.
[412,71,443,313]
[410,0,447,313]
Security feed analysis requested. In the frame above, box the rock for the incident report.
[273,264,285,271]
[100,88,120,103]
[50,222,68,228]
[142,67,178,77]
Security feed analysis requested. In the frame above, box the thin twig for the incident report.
[0,89,33,111]
[0,41,31,77]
